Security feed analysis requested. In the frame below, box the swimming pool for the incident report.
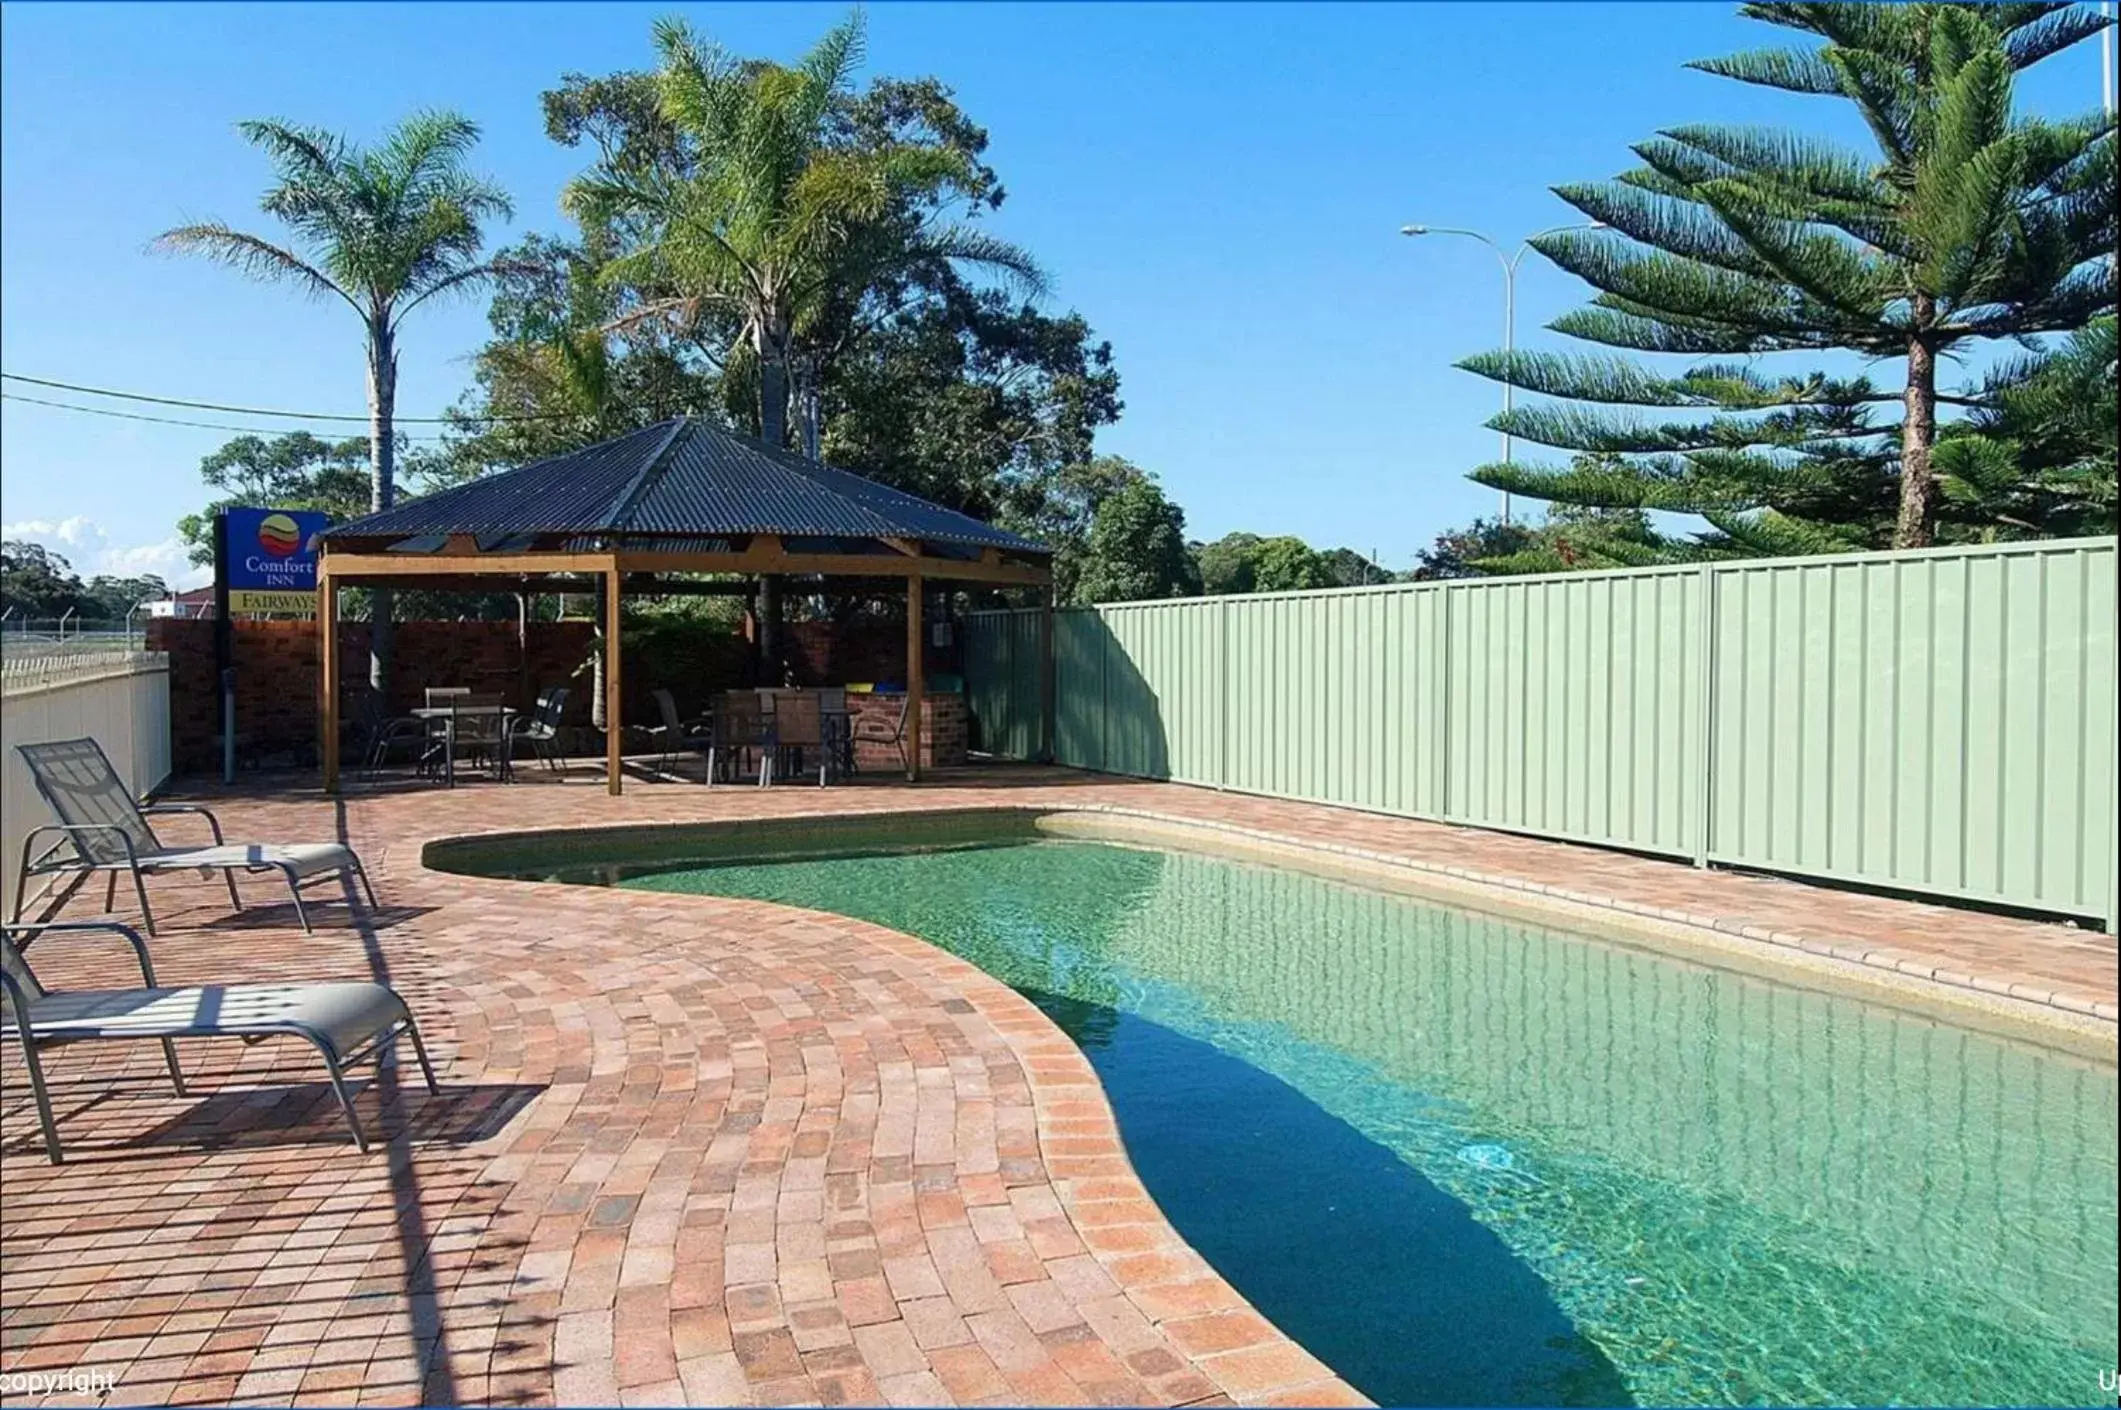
[447,814,2119,1407]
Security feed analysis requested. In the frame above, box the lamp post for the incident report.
[1401,220,1604,523]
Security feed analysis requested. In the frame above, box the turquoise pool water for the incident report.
[552,835,2113,1407]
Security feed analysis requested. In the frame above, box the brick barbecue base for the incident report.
[846,692,967,771]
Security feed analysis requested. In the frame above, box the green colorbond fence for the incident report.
[964,536,2119,926]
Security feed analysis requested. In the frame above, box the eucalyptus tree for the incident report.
[1465,2,2116,551]
[568,11,1044,453]
[156,111,515,687]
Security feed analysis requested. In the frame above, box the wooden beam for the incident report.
[319,570,340,792]
[605,560,624,796]
[321,546,1051,587]
[615,550,1049,586]
[906,573,924,783]
[321,550,618,578]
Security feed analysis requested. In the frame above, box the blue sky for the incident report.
[1,3,2110,588]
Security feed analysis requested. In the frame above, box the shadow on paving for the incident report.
[115,1080,543,1154]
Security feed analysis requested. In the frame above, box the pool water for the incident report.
[596,838,2115,1407]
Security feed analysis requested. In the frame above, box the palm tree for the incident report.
[570,11,1045,452]
[156,111,515,689]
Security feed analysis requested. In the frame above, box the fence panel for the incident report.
[1,651,173,919]
[962,608,1046,760]
[1217,587,1449,815]
[1709,540,2117,917]
[964,537,2118,924]
[1099,598,1226,784]
[1445,568,1704,857]
[1051,611,1108,770]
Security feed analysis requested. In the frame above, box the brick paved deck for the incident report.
[3,764,2113,1408]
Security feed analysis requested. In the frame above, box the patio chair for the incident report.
[818,687,853,777]
[709,691,770,787]
[769,691,831,787]
[450,692,511,784]
[1,920,438,1162]
[12,738,378,936]
[416,687,471,780]
[346,686,425,778]
[646,689,713,780]
[852,693,915,775]
[513,686,570,772]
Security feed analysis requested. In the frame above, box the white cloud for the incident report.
[2,514,102,546]
[2,519,209,588]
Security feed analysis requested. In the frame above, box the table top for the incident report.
[410,704,516,718]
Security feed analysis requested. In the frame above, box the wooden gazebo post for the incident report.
[905,572,923,783]
[605,559,624,796]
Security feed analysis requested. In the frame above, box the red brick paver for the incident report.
[2,765,2111,1409]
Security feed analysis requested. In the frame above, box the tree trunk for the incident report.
[590,577,608,731]
[757,321,789,450]
[367,325,399,694]
[796,354,821,460]
[1895,320,1938,550]
[758,573,783,682]
[754,320,792,667]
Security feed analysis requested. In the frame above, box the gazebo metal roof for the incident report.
[325,415,1047,557]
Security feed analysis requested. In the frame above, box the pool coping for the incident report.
[425,800,2120,1065]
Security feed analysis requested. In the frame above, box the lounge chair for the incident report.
[1,920,438,1161]
[12,738,378,935]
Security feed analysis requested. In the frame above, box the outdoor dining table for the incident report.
[409,703,517,787]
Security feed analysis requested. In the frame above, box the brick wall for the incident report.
[147,613,967,775]
[778,618,958,691]
[846,692,967,771]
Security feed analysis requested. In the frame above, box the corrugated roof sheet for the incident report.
[324,417,1047,555]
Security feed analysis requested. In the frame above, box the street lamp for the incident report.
[1402,220,1605,523]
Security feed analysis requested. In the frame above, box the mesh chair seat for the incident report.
[137,841,361,877]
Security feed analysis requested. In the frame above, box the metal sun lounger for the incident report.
[11,737,378,935]
[1,921,438,1162]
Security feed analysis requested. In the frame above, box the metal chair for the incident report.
[2,920,438,1161]
[647,688,713,780]
[513,686,570,772]
[416,687,471,780]
[346,686,425,778]
[769,691,831,787]
[12,738,378,935]
[709,692,770,786]
[449,692,510,784]
[852,693,915,776]
[817,687,853,777]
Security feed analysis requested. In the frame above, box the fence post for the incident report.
[1694,562,1717,869]
[1217,597,1230,791]
[1437,585,1452,822]
[1039,597,1056,765]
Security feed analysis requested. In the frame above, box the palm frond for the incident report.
[150,223,355,309]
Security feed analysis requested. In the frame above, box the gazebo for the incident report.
[317,415,1052,794]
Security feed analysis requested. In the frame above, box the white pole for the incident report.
[2103,1,2116,116]
[1402,221,1605,527]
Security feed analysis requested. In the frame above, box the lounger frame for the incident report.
[1,921,436,1163]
